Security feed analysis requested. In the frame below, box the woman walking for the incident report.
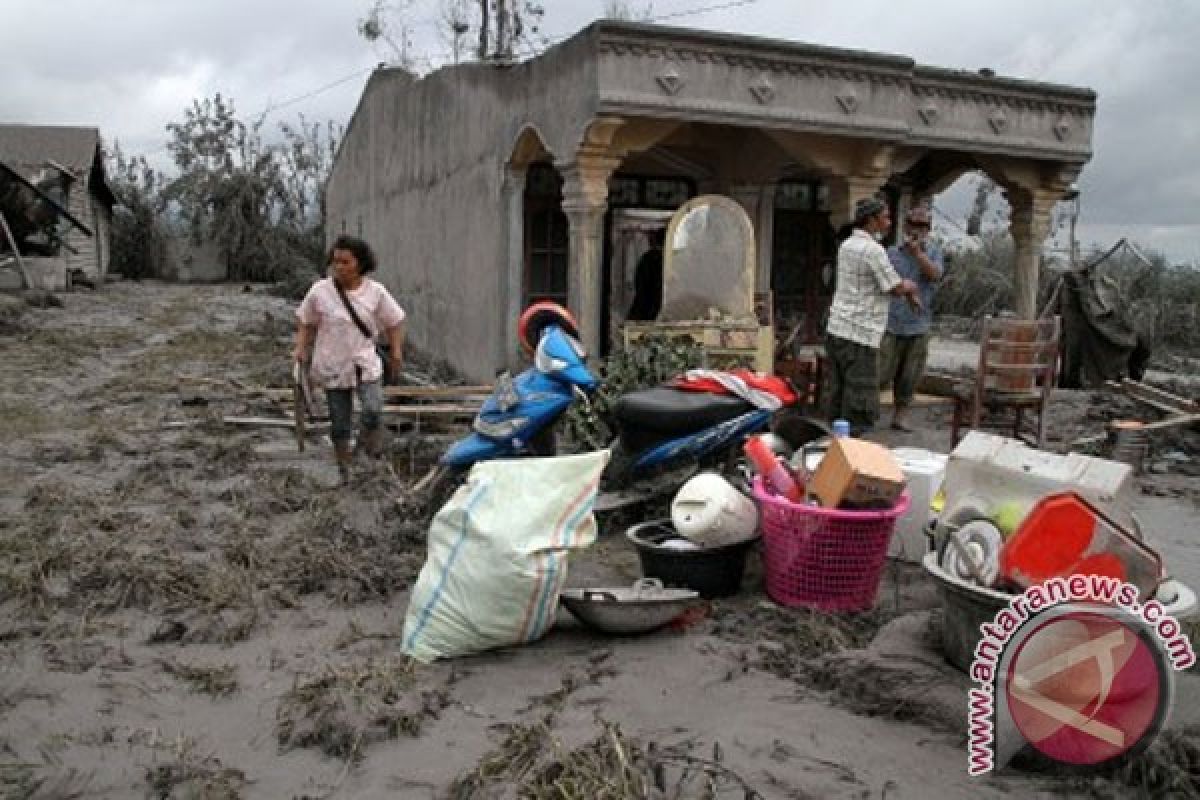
[293,236,406,481]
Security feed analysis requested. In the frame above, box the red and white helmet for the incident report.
[517,301,580,355]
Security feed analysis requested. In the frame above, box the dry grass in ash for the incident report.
[160,660,240,697]
[276,656,449,763]
[144,737,247,800]
[447,716,555,799]
[1056,724,1200,799]
[3,481,255,619]
[712,600,898,670]
[451,716,764,800]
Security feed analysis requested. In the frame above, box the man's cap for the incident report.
[854,196,886,223]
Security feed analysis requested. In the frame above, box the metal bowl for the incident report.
[560,578,701,635]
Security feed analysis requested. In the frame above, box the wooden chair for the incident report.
[951,316,1061,449]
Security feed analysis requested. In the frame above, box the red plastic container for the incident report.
[753,478,910,612]
[999,491,1164,597]
[744,435,802,502]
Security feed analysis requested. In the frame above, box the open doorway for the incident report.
[770,179,835,347]
[600,173,694,356]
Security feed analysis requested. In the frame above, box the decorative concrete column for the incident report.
[828,175,888,228]
[1008,188,1058,319]
[500,164,527,371]
[561,153,620,359]
[755,182,776,291]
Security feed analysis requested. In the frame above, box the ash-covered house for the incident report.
[0,125,114,291]
[326,21,1095,382]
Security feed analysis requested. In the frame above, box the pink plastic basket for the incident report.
[752,478,910,612]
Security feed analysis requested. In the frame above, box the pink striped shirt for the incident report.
[296,277,405,388]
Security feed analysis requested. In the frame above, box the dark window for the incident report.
[644,178,691,208]
[524,163,569,306]
[607,175,695,209]
[609,177,641,206]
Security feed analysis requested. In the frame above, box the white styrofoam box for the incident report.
[890,447,948,562]
[941,432,1136,533]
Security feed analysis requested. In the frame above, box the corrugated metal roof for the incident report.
[0,125,101,174]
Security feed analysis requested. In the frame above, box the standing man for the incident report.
[627,228,665,321]
[824,196,920,434]
[880,205,944,431]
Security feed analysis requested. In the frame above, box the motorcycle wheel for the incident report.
[527,425,556,457]
[603,439,637,490]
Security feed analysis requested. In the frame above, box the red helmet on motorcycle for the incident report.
[517,301,581,355]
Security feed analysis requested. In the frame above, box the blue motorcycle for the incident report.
[440,303,597,466]
[435,302,823,502]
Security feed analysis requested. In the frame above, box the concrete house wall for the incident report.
[326,36,602,380]
[328,22,1095,382]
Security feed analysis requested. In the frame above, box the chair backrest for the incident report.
[976,315,1060,395]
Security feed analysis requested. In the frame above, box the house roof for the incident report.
[0,124,101,174]
[0,124,112,205]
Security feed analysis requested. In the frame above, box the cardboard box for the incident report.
[810,437,906,509]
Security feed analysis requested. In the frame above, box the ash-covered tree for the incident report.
[162,94,339,282]
[358,0,546,66]
[602,0,655,21]
[105,142,170,280]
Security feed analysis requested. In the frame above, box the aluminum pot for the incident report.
[560,578,701,635]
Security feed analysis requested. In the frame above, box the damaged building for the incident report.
[0,125,113,291]
[326,21,1095,381]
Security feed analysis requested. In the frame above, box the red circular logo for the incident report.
[1004,609,1169,767]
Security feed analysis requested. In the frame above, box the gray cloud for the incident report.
[3,0,1196,262]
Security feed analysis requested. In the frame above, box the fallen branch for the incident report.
[1071,413,1200,448]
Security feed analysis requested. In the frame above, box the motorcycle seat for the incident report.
[614,387,753,435]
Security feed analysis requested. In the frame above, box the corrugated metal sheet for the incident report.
[0,125,100,174]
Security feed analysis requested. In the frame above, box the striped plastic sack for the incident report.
[401,450,609,663]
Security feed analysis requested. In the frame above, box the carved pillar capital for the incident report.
[559,152,620,360]
[829,175,889,228]
[1007,187,1060,319]
[559,151,621,214]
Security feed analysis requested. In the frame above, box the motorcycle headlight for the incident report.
[474,416,529,439]
[534,346,569,374]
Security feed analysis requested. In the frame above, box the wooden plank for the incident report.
[1071,412,1200,448]
[254,385,491,400]
[382,404,478,416]
[880,390,955,408]
[1138,412,1200,432]
[385,385,492,398]
[1120,379,1199,414]
[223,416,305,428]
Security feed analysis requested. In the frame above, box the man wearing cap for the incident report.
[824,196,921,434]
[880,204,944,431]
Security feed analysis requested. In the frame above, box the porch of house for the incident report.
[501,114,1087,371]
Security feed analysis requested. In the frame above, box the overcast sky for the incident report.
[3,0,1198,264]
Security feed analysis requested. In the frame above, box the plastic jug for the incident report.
[999,491,1164,597]
[671,472,759,547]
